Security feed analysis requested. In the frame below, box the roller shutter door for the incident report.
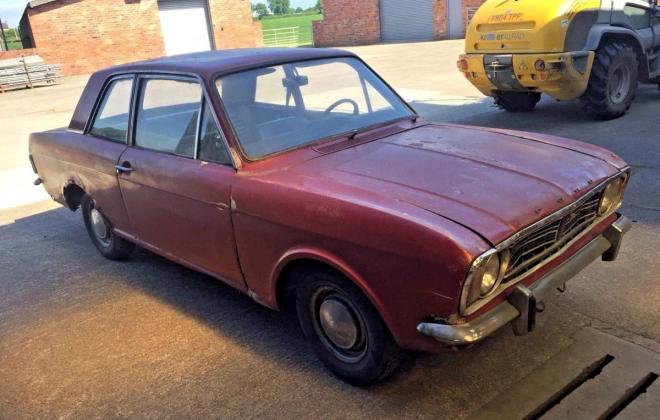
[380,0,435,42]
[158,0,212,56]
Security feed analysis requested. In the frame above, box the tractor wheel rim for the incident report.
[609,64,631,105]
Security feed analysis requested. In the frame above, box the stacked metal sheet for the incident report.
[0,55,61,93]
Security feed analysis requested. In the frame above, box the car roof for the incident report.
[69,48,358,132]
[98,48,357,78]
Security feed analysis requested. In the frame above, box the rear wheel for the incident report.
[81,195,134,260]
[579,43,638,120]
[493,91,541,112]
[294,267,402,386]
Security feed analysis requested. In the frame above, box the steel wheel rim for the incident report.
[311,287,367,364]
[90,207,111,247]
[609,64,631,105]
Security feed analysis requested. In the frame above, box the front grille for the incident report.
[503,191,603,282]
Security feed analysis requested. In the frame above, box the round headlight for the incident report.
[479,253,501,297]
[463,251,503,310]
[599,178,625,215]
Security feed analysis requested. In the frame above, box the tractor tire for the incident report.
[579,43,638,120]
[493,91,541,112]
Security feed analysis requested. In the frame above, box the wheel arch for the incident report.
[585,27,648,81]
[271,248,395,333]
[62,181,87,211]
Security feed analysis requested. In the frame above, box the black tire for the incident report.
[294,267,402,386]
[579,43,638,120]
[81,195,134,260]
[493,91,541,112]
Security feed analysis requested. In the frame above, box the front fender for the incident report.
[583,25,646,51]
[268,246,393,330]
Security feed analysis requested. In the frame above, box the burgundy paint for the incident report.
[29,49,627,352]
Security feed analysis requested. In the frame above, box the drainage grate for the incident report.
[469,328,660,420]
[600,372,659,420]
[525,354,615,420]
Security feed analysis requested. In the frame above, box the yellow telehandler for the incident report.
[459,0,660,119]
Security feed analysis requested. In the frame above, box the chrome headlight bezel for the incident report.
[598,174,628,216]
[460,249,510,314]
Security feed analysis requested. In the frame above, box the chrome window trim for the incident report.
[85,75,136,144]
[94,69,238,170]
[132,74,202,159]
[460,168,630,316]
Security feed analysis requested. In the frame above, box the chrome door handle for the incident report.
[115,164,133,174]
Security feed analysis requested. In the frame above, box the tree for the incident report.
[315,0,323,13]
[295,7,303,13]
[254,2,269,18]
[267,0,290,15]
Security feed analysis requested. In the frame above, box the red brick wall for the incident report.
[208,0,263,49]
[0,48,40,60]
[314,0,486,46]
[22,0,261,76]
[434,0,446,38]
[313,0,380,47]
[25,0,165,76]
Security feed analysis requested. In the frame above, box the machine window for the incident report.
[624,5,651,29]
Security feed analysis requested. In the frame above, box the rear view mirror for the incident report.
[282,75,309,88]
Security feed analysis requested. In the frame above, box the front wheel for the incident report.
[493,91,541,112]
[579,43,638,120]
[81,195,134,260]
[295,267,403,386]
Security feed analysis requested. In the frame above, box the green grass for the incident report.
[258,13,323,46]
[1,29,23,50]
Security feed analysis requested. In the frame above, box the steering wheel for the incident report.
[324,98,359,116]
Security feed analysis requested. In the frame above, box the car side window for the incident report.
[89,78,133,143]
[198,102,232,165]
[134,78,202,158]
[624,5,651,29]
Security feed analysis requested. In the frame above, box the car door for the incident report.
[116,75,245,290]
[82,75,134,233]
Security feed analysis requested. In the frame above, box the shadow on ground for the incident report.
[0,206,593,418]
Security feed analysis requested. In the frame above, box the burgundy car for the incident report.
[29,49,631,385]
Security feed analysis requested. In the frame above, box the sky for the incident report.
[0,1,317,27]
[0,0,28,26]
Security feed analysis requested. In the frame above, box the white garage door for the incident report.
[158,0,212,56]
[380,0,435,42]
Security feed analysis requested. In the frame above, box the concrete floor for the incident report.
[0,40,658,419]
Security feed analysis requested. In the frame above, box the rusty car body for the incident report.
[29,48,631,385]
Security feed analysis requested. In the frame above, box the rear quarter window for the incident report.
[89,78,133,143]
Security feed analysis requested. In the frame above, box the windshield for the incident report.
[215,57,414,159]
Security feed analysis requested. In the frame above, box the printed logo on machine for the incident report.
[487,9,524,23]
[480,32,526,41]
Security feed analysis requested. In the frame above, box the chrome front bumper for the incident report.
[417,215,632,346]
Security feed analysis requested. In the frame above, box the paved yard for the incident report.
[1,40,658,419]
